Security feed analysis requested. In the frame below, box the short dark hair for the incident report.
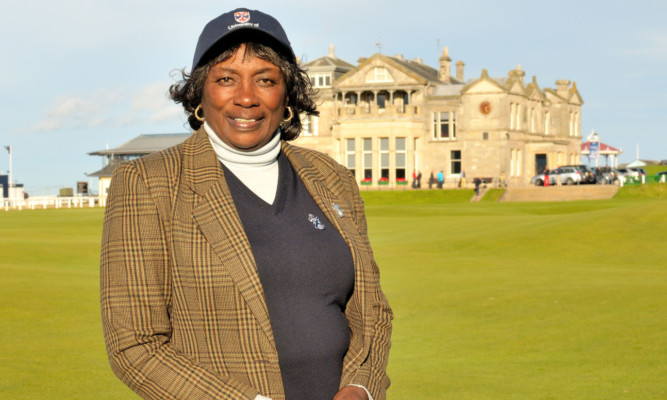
[169,41,318,140]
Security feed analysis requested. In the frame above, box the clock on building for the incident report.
[479,101,491,115]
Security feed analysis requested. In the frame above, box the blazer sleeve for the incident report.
[339,168,393,400]
[100,162,259,400]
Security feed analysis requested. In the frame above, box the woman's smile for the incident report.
[201,44,287,151]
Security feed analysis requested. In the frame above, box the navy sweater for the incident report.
[222,152,355,400]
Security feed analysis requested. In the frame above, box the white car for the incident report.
[531,167,582,186]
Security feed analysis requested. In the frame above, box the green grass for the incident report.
[616,182,667,199]
[1,193,666,399]
[0,208,136,399]
[481,188,505,202]
[644,165,667,176]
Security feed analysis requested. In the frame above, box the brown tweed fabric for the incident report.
[100,128,393,400]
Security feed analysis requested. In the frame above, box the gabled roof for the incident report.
[544,81,584,105]
[503,69,527,95]
[569,82,584,105]
[389,56,444,83]
[336,53,443,87]
[460,69,506,95]
[525,76,545,101]
[89,133,190,156]
[625,159,647,167]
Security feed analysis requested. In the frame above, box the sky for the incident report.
[1,0,666,195]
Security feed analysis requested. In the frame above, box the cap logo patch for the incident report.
[234,11,250,23]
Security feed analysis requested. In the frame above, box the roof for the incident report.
[304,55,354,69]
[87,159,124,178]
[581,141,621,154]
[389,56,445,83]
[89,133,190,156]
[431,84,465,96]
[626,159,647,167]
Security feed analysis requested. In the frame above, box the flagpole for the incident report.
[4,145,11,199]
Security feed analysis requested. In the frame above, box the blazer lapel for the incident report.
[282,142,345,237]
[182,129,275,346]
[282,143,371,344]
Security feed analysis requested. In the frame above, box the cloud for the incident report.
[17,82,180,134]
[131,82,173,112]
[622,29,667,59]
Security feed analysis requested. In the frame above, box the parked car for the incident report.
[616,168,633,177]
[600,169,624,185]
[628,167,647,176]
[561,164,596,183]
[531,166,582,186]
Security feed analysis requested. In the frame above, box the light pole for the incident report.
[4,145,11,199]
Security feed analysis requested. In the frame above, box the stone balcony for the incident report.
[337,104,422,119]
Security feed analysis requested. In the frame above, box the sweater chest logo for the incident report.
[308,214,325,230]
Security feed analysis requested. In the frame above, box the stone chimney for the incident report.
[456,60,464,82]
[328,43,336,58]
[394,54,404,60]
[511,64,525,84]
[439,46,452,83]
[556,79,571,97]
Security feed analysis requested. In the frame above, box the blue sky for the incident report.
[1,0,666,195]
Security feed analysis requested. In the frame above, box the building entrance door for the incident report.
[535,154,547,175]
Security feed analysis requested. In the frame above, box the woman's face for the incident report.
[201,44,287,151]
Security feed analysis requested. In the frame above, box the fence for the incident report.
[622,174,666,186]
[2,196,106,211]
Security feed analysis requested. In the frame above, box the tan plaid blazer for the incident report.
[101,128,392,400]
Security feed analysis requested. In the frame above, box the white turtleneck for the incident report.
[204,122,281,204]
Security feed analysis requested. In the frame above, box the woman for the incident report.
[100,8,392,400]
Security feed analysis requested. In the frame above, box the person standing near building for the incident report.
[437,170,444,189]
[544,166,550,187]
[474,177,482,196]
[100,8,392,400]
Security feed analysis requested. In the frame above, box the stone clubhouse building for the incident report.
[89,45,584,194]
[294,45,583,188]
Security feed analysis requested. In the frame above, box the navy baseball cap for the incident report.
[192,8,296,71]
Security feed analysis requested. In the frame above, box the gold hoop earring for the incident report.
[283,106,294,123]
[194,105,205,122]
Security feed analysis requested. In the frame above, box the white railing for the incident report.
[2,196,106,211]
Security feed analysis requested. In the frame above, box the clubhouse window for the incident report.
[432,111,456,140]
[395,137,406,180]
[345,138,355,178]
[363,138,372,180]
[380,137,389,179]
[451,150,462,174]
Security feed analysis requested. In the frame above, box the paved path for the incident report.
[470,186,489,202]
